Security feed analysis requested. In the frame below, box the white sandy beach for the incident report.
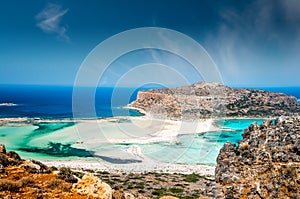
[42,159,215,176]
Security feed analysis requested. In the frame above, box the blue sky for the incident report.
[0,0,300,87]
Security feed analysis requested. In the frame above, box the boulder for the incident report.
[72,173,112,199]
[0,144,6,154]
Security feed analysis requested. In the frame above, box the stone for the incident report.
[160,196,179,199]
[72,173,112,199]
[0,144,6,154]
[215,117,300,198]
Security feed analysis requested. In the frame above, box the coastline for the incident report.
[0,115,270,126]
[41,159,215,176]
[0,112,268,174]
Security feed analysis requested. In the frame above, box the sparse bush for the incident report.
[97,171,109,175]
[152,188,166,196]
[0,179,20,192]
[183,173,200,183]
[58,167,78,183]
[135,182,145,189]
[47,179,71,192]
[19,177,36,187]
[169,187,184,193]
[0,154,9,167]
[83,168,93,173]
[6,151,22,161]
[31,160,51,174]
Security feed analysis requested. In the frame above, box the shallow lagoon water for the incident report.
[0,119,264,165]
[141,119,264,165]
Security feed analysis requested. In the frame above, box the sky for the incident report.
[0,0,300,87]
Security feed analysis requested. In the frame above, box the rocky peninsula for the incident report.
[129,82,300,120]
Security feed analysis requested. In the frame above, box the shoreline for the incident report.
[0,115,270,127]
[41,159,215,176]
[0,114,269,174]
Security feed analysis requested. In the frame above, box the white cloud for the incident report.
[205,0,300,86]
[36,3,69,41]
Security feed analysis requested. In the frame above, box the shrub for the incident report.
[0,179,20,192]
[0,154,9,167]
[58,167,78,183]
[183,173,200,183]
[31,160,51,174]
[47,179,71,192]
[19,177,36,187]
[6,151,22,161]
[152,188,166,196]
[169,188,184,193]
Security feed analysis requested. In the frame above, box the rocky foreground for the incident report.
[215,117,300,198]
[129,82,300,120]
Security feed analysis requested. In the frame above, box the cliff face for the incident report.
[129,82,300,119]
[215,117,300,198]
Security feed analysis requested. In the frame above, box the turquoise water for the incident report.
[0,119,264,165]
[141,119,264,165]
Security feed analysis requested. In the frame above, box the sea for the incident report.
[0,85,299,165]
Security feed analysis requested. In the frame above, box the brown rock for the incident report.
[215,117,300,198]
[160,196,179,199]
[0,144,6,154]
[72,173,112,199]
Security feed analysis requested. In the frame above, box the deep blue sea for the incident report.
[0,85,299,119]
[0,85,150,118]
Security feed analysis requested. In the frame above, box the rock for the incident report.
[72,173,112,199]
[0,144,6,154]
[20,161,40,173]
[0,164,4,173]
[160,196,179,199]
[20,160,51,174]
[0,154,10,167]
[215,117,300,198]
[112,189,125,199]
[6,151,21,161]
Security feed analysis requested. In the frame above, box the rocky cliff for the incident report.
[129,82,300,119]
[215,117,300,198]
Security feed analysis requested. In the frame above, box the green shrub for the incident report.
[183,173,200,183]
[58,167,78,183]
[152,188,166,196]
[169,188,184,193]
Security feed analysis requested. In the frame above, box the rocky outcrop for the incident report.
[215,117,300,198]
[72,173,112,199]
[129,82,300,120]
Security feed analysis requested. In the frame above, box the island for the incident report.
[129,82,300,119]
